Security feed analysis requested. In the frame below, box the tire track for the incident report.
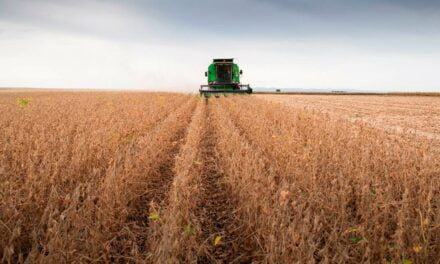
[151,100,206,263]
[126,129,186,255]
[131,104,196,254]
[196,101,251,264]
[107,98,197,262]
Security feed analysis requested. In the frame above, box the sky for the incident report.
[0,0,439,92]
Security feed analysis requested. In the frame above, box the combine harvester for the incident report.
[199,58,252,96]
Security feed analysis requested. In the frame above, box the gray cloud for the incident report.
[0,0,154,42]
[2,0,439,43]
[122,0,440,37]
[0,0,439,91]
[256,0,440,32]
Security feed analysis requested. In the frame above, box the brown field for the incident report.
[259,94,440,147]
[1,91,439,263]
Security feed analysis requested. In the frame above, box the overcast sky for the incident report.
[1,0,439,92]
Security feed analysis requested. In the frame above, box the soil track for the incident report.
[196,103,247,263]
[126,131,186,255]
[108,98,197,261]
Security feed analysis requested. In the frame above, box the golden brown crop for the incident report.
[1,91,439,263]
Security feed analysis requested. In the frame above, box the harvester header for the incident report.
[199,58,252,96]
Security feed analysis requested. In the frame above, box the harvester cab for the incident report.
[199,58,252,96]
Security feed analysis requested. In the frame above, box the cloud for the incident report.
[0,0,439,91]
[0,0,153,42]
[2,0,439,44]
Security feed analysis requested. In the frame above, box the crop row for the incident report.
[1,92,439,263]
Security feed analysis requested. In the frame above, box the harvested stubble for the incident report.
[258,94,440,139]
[1,91,439,263]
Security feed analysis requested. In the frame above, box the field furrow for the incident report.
[150,99,206,263]
[211,97,284,262]
[194,102,244,263]
[120,98,197,260]
[152,99,255,263]
[69,96,197,263]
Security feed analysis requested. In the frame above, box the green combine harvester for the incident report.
[199,58,252,96]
